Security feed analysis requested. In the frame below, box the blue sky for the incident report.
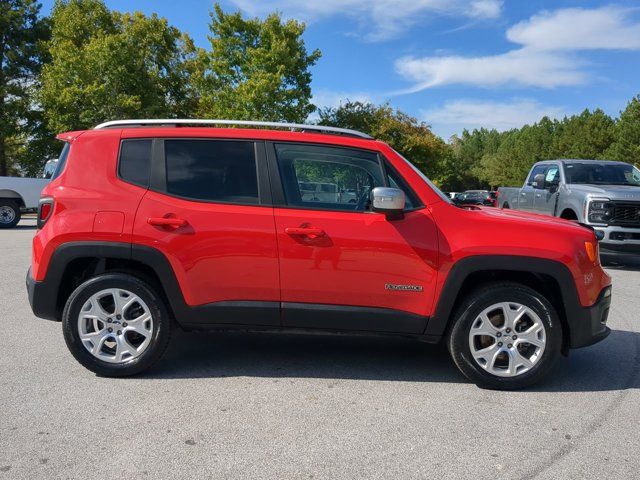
[39,0,640,139]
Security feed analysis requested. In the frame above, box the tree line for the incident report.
[3,0,640,190]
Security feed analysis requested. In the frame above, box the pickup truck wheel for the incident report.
[447,282,562,390]
[0,200,20,228]
[62,273,171,377]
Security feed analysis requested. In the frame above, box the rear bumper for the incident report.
[26,267,59,321]
[568,285,611,348]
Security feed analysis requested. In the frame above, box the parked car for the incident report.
[27,119,611,390]
[298,181,340,202]
[498,159,640,256]
[489,191,498,207]
[452,190,494,206]
[0,155,60,228]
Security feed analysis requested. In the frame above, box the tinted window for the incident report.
[545,166,560,184]
[527,165,547,185]
[564,162,640,186]
[165,140,258,203]
[275,144,384,211]
[386,166,420,210]
[51,143,70,180]
[119,140,152,187]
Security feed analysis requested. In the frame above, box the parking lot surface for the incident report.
[1,217,639,479]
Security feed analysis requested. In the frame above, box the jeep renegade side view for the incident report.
[26,119,612,390]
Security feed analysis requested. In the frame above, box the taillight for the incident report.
[37,198,54,229]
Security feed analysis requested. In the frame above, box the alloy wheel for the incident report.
[77,288,154,364]
[468,302,546,377]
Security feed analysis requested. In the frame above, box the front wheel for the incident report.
[447,282,562,390]
[0,200,21,228]
[62,273,172,377]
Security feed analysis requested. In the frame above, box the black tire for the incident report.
[0,200,21,228]
[447,282,562,390]
[62,273,171,377]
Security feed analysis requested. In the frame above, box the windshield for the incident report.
[565,162,640,186]
[393,150,452,203]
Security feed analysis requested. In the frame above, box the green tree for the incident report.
[0,0,50,176]
[605,96,640,166]
[317,101,449,184]
[40,0,196,133]
[448,128,503,190]
[552,109,615,159]
[478,118,557,187]
[192,4,321,122]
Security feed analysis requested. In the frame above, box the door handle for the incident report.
[285,226,325,238]
[148,217,187,228]
[521,192,527,196]
[536,193,541,198]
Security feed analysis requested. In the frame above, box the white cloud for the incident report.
[312,89,373,109]
[395,6,640,93]
[228,0,503,41]
[507,6,640,51]
[308,89,374,121]
[423,98,566,138]
[395,49,586,90]
[393,5,640,92]
[469,0,503,19]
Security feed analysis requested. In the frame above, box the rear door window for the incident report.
[164,140,258,204]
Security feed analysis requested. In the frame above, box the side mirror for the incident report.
[371,187,405,218]
[532,173,546,189]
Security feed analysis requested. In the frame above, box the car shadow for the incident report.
[143,328,640,393]
[601,254,640,272]
[10,224,38,230]
[12,217,38,230]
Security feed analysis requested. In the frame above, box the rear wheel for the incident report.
[62,273,171,377]
[447,282,562,390]
[0,200,20,228]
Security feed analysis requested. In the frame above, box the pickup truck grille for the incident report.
[610,202,640,227]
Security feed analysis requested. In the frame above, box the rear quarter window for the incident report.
[51,143,70,180]
[119,139,152,188]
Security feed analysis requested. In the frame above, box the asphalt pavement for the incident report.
[1,217,638,479]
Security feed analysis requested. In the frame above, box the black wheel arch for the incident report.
[28,242,178,322]
[28,244,604,351]
[560,208,578,220]
[28,242,279,328]
[425,255,587,353]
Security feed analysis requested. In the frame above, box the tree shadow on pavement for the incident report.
[145,328,640,393]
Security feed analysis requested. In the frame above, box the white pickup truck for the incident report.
[0,158,58,228]
[498,159,640,256]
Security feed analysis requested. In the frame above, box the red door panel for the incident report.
[274,208,439,317]
[134,190,279,307]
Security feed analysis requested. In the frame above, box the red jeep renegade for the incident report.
[26,119,612,389]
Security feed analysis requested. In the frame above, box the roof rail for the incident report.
[93,119,373,139]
